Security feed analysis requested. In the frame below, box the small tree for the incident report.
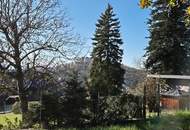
[40,93,62,128]
[61,70,89,127]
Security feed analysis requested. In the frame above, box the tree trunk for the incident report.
[143,83,146,119]
[19,91,28,125]
[41,120,48,129]
[16,65,29,127]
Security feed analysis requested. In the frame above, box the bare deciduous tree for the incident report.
[0,0,78,125]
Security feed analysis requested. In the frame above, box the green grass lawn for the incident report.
[144,110,190,130]
[0,111,190,130]
[0,113,22,126]
[58,126,139,130]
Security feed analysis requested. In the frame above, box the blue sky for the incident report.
[62,0,150,67]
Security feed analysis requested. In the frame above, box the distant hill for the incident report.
[55,57,146,88]
[123,65,146,87]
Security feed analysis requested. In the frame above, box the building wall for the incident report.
[161,96,190,110]
[0,104,12,113]
[161,97,179,110]
[179,96,190,110]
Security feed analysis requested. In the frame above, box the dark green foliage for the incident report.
[61,70,89,127]
[145,0,190,75]
[24,93,63,129]
[26,70,89,128]
[90,4,125,96]
[90,94,143,126]
[0,124,3,129]
[119,94,143,119]
[37,93,63,128]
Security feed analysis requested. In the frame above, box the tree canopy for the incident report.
[139,0,190,25]
[144,0,190,75]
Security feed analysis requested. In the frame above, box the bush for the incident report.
[12,102,21,114]
[0,124,3,129]
[39,93,63,128]
[90,94,143,126]
[26,102,41,127]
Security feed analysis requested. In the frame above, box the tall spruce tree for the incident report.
[145,0,190,75]
[90,4,125,96]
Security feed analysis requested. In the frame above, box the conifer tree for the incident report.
[90,4,125,97]
[145,0,190,75]
[62,70,89,127]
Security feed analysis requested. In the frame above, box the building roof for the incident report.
[147,74,190,80]
[161,89,180,97]
[6,95,19,101]
[161,85,190,97]
[5,95,19,105]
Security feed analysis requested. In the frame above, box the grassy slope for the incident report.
[0,113,21,125]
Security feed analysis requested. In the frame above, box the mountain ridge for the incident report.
[55,57,146,88]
